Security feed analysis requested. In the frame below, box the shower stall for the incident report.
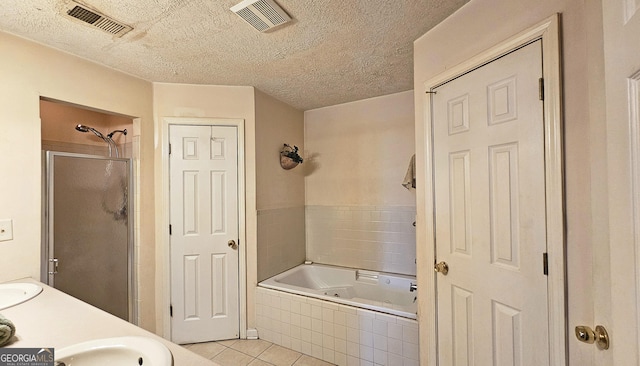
[43,151,134,322]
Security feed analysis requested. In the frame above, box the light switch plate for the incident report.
[0,219,13,241]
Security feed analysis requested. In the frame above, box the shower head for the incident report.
[75,124,90,132]
[75,124,106,139]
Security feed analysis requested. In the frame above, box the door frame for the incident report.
[161,117,247,340]
[416,14,565,365]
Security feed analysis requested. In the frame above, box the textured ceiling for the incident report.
[0,0,468,110]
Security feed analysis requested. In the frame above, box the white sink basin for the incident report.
[0,283,43,310]
[56,336,173,366]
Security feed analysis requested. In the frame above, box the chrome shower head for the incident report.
[75,124,90,132]
[75,124,106,139]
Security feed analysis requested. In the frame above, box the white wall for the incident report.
[305,91,415,207]
[0,31,156,330]
[304,91,416,274]
[413,0,606,363]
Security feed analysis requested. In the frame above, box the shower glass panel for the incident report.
[44,152,134,322]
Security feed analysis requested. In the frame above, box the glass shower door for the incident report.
[45,152,133,321]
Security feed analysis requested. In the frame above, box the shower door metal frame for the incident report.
[42,151,136,323]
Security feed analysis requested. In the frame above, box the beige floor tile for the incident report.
[229,339,273,357]
[258,344,302,366]
[213,348,256,366]
[293,355,335,366]
[184,342,227,359]
[217,339,239,347]
[249,359,276,366]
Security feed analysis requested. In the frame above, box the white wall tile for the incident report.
[312,305,323,320]
[374,349,388,366]
[302,341,313,355]
[360,330,374,348]
[291,338,302,352]
[402,326,419,344]
[291,313,301,327]
[323,334,335,350]
[360,345,374,362]
[373,334,388,351]
[306,205,416,275]
[255,288,420,366]
[323,321,334,336]
[388,353,403,366]
[388,323,403,340]
[402,342,419,360]
[291,325,301,340]
[323,349,335,363]
[335,338,347,354]
[335,352,347,366]
[373,319,388,336]
[312,344,323,359]
[312,331,323,346]
[347,341,360,357]
[335,324,347,340]
[312,318,323,333]
[301,328,312,343]
[347,355,359,366]
[388,338,402,355]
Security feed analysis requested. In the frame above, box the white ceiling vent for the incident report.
[231,0,292,32]
[63,1,132,37]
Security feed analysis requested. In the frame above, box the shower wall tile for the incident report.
[306,205,416,276]
[257,206,306,281]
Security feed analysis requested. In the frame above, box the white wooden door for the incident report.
[600,1,640,364]
[169,124,239,343]
[432,41,549,365]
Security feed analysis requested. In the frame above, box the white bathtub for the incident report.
[259,263,417,319]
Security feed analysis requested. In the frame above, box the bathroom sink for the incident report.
[0,283,43,310]
[55,336,172,366]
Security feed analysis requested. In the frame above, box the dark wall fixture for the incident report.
[280,143,303,170]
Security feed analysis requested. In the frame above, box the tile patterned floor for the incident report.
[184,339,336,366]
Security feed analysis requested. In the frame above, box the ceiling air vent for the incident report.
[63,1,132,37]
[231,0,292,32]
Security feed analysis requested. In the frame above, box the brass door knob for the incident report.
[575,325,609,350]
[228,240,238,250]
[434,261,449,275]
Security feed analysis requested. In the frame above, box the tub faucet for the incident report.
[409,282,417,292]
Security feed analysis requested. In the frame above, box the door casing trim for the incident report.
[161,117,247,341]
[417,14,566,365]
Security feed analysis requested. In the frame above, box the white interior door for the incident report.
[600,1,640,365]
[169,124,239,344]
[432,40,550,365]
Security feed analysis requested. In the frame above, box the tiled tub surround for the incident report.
[306,205,417,276]
[256,287,419,366]
[257,206,306,281]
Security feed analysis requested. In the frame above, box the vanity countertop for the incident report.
[1,278,219,365]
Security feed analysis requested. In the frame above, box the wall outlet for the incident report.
[0,219,13,241]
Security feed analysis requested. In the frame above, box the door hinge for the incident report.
[169,143,172,155]
[48,258,59,275]
[169,224,172,235]
[170,304,173,317]
[543,252,548,275]
[539,78,545,101]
